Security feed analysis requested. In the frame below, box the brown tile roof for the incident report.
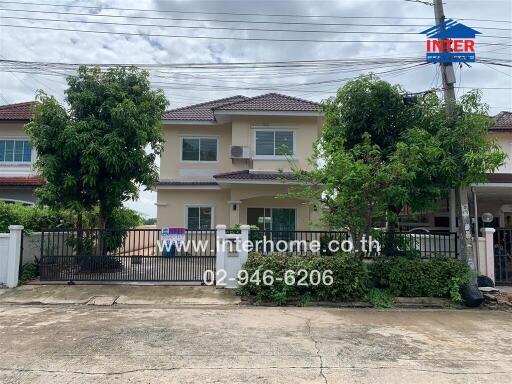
[163,93,320,121]
[0,176,44,186]
[214,93,320,113]
[486,173,512,183]
[0,101,38,121]
[213,170,298,181]
[163,96,248,121]
[489,111,512,131]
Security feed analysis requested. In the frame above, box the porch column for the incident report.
[228,201,241,227]
[480,228,495,282]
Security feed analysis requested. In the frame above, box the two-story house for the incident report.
[156,93,324,231]
[0,101,42,205]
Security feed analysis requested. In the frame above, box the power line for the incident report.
[2,1,510,23]
[1,23,511,46]
[0,6,510,31]
[2,14,509,39]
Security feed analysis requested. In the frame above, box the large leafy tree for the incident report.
[27,66,168,229]
[394,91,507,209]
[295,135,407,254]
[321,75,419,157]
[289,75,506,258]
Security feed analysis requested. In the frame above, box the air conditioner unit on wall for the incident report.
[230,145,250,159]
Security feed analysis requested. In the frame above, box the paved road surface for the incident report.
[0,303,510,383]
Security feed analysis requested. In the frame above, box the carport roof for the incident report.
[486,173,512,183]
[213,170,298,182]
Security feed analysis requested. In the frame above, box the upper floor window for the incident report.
[181,137,218,162]
[255,130,294,157]
[0,139,32,163]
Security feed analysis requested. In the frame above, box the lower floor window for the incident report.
[187,206,213,229]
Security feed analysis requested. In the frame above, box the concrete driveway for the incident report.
[0,302,511,384]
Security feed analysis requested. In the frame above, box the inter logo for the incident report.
[420,19,481,63]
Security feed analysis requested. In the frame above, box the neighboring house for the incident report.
[474,111,512,228]
[156,93,324,231]
[0,102,42,205]
[399,111,512,231]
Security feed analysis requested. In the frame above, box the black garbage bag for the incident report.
[477,275,495,288]
[460,282,484,307]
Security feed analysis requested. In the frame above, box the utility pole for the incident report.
[433,0,476,266]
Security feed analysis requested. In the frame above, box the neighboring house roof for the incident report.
[213,170,298,181]
[489,111,512,132]
[214,93,320,113]
[0,176,45,187]
[162,96,248,121]
[163,93,321,122]
[0,101,38,121]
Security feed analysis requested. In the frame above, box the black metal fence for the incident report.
[374,231,459,259]
[39,228,216,282]
[494,228,512,285]
[247,230,458,258]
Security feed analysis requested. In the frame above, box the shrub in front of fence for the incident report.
[237,252,369,305]
[370,256,474,302]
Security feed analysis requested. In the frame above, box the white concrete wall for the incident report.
[0,226,23,287]
[0,233,10,285]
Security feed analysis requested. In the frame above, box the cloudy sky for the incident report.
[0,0,510,217]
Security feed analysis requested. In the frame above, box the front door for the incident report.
[247,208,296,231]
[247,208,296,244]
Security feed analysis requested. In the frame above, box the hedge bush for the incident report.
[238,253,369,305]
[0,202,143,233]
[0,202,64,232]
[370,256,474,302]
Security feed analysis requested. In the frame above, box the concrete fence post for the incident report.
[240,225,250,265]
[480,228,496,282]
[216,225,226,288]
[6,225,23,288]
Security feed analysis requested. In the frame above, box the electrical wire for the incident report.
[0,6,510,31]
[0,23,510,46]
[1,1,511,23]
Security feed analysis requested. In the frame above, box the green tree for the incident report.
[321,74,418,157]
[289,76,506,258]
[292,135,406,256]
[27,66,168,229]
[393,91,507,210]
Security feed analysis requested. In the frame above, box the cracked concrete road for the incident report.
[0,304,511,384]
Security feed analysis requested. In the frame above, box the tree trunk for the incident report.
[98,207,109,256]
[76,209,83,256]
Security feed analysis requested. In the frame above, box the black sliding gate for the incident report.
[39,228,216,283]
[494,228,512,285]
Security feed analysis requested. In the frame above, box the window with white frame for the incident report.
[255,130,294,157]
[186,206,213,229]
[181,137,218,162]
[0,139,32,163]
